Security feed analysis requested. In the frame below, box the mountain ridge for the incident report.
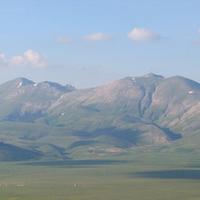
[0,74,200,160]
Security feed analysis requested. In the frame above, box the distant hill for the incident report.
[0,74,200,160]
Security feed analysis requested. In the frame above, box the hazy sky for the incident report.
[0,0,200,88]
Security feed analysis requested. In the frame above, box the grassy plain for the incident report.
[0,151,200,200]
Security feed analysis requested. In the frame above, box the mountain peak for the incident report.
[6,77,35,88]
[124,73,164,83]
[142,73,164,79]
[14,77,34,84]
[37,81,75,92]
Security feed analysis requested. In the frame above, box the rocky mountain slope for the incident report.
[0,74,199,160]
[0,78,75,121]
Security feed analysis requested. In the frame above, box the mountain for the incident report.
[0,74,200,160]
[0,78,75,122]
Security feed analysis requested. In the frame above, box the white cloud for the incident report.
[128,27,161,42]
[84,32,112,41]
[56,36,72,44]
[23,49,47,67]
[0,49,47,68]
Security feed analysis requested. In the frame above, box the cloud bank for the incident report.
[0,49,47,68]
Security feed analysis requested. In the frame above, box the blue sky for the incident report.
[0,0,200,88]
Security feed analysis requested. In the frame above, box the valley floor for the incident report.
[0,152,200,200]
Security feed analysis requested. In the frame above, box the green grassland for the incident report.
[0,151,200,200]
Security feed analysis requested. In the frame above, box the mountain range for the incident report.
[0,73,200,161]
